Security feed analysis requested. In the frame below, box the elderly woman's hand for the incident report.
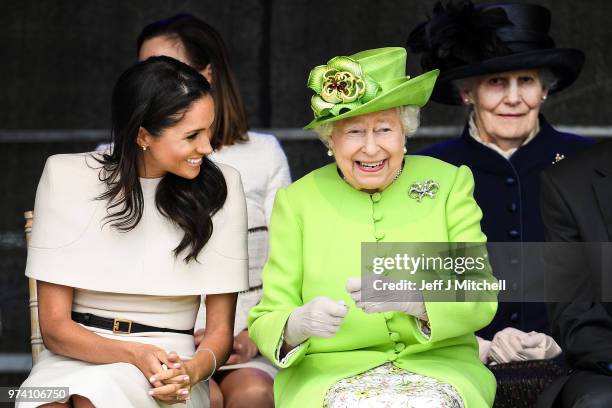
[488,327,562,364]
[284,296,348,346]
[346,277,427,318]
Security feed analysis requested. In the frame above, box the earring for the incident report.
[403,147,408,154]
[327,149,333,157]
[541,95,547,101]
[141,145,148,151]
[463,98,471,104]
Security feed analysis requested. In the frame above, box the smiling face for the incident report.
[137,95,215,179]
[461,69,548,151]
[328,108,405,192]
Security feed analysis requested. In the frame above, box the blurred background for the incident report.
[1,0,611,386]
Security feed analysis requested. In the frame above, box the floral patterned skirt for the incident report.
[323,363,464,408]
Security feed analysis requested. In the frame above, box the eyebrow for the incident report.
[184,127,207,135]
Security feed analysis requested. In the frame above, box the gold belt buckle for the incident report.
[112,318,132,334]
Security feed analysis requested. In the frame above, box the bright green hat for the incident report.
[304,47,439,129]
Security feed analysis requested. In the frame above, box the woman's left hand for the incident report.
[225,330,258,365]
[148,352,194,404]
[346,277,427,318]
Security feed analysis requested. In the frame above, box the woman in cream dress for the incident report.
[138,14,290,408]
[18,56,248,407]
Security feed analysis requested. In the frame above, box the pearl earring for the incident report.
[141,145,148,151]
[541,95,547,101]
[403,147,407,154]
[464,98,471,104]
[327,149,333,157]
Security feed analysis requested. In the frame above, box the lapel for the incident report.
[592,142,612,240]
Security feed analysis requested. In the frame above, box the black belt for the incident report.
[72,312,194,335]
[248,226,268,233]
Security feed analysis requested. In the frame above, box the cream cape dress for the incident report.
[18,153,248,407]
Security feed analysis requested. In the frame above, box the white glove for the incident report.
[476,336,492,363]
[284,296,348,347]
[345,277,426,318]
[488,327,562,364]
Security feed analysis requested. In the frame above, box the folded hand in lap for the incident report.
[488,327,562,364]
[149,351,192,404]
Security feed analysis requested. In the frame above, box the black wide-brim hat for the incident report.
[406,1,585,105]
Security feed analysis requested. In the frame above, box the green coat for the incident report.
[248,155,497,407]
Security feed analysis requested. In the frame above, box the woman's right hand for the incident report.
[148,353,192,404]
[129,343,178,388]
[284,296,348,347]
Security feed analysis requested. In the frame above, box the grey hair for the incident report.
[312,105,420,147]
[538,68,558,90]
[452,68,559,98]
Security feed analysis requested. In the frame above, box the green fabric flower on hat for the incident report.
[307,56,380,119]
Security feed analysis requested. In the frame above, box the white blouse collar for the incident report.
[468,112,540,160]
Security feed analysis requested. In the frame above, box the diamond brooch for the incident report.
[409,180,440,202]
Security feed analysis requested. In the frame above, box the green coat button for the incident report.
[389,332,400,342]
[384,312,394,320]
[395,343,406,352]
[371,192,382,202]
[375,231,385,240]
[373,211,383,221]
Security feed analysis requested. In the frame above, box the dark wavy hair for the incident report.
[96,56,227,263]
[137,13,249,150]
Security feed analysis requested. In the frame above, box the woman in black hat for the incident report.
[408,0,594,365]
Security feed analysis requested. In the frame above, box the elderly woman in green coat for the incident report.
[248,47,498,408]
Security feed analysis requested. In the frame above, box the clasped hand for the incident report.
[132,344,193,404]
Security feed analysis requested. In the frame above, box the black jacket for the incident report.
[419,116,594,338]
[537,141,612,406]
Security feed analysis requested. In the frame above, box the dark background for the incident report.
[1,0,611,382]
[2,0,611,130]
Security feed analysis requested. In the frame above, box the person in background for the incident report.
[249,47,498,408]
[18,56,247,408]
[138,14,291,408]
[538,141,612,407]
[407,0,594,364]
